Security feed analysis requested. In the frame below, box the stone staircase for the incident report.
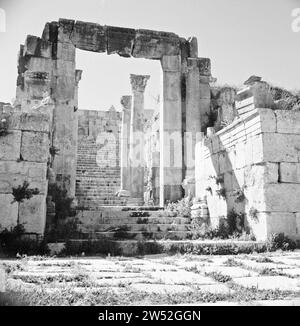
[75,206,191,242]
[75,137,126,208]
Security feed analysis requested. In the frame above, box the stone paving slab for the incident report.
[233,276,300,291]
[130,283,193,294]
[235,259,293,271]
[195,284,233,294]
[198,266,259,278]
[144,270,216,285]
[3,252,300,305]
[277,268,300,277]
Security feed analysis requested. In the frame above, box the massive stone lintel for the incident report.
[132,29,181,59]
[107,26,135,57]
[71,21,106,53]
[41,19,186,60]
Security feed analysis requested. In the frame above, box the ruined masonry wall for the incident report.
[0,111,51,234]
[195,108,300,241]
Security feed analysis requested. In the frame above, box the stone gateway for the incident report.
[0,18,299,245]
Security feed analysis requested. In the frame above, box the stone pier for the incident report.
[128,74,150,205]
[117,95,132,197]
[183,57,211,197]
[160,55,183,206]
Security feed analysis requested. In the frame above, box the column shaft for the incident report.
[128,75,150,204]
[117,96,132,197]
[160,55,183,206]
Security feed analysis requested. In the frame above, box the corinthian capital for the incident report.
[120,95,132,111]
[130,74,150,92]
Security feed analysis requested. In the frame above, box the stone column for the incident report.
[117,95,132,197]
[160,55,183,206]
[128,74,150,205]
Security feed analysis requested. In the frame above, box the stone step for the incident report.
[60,239,265,256]
[78,230,191,241]
[78,223,190,233]
[77,201,126,207]
[75,209,189,224]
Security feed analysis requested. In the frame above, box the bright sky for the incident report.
[0,0,299,111]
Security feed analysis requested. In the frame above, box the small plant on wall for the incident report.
[249,207,259,222]
[216,187,226,199]
[45,184,79,242]
[232,188,246,203]
[49,146,60,158]
[209,174,224,185]
[11,180,40,226]
[12,181,40,204]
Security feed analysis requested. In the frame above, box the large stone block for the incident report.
[71,21,106,52]
[24,35,52,58]
[20,131,49,162]
[132,29,180,59]
[23,71,51,100]
[9,112,50,133]
[19,195,47,234]
[0,194,18,230]
[264,183,300,212]
[56,42,76,61]
[275,110,300,134]
[280,162,300,183]
[296,213,300,235]
[58,19,75,43]
[244,185,266,212]
[0,161,47,194]
[262,133,300,163]
[53,75,75,101]
[26,57,52,72]
[107,26,135,57]
[42,21,58,43]
[254,212,298,240]
[0,131,21,161]
[244,163,278,188]
[251,134,264,164]
[257,108,276,132]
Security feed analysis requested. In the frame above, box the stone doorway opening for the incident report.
[75,50,161,208]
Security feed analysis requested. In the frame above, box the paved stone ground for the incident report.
[1,250,300,305]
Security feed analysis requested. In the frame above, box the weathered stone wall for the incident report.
[0,110,51,234]
[195,108,300,241]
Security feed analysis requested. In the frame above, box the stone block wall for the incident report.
[0,110,51,234]
[195,108,300,241]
